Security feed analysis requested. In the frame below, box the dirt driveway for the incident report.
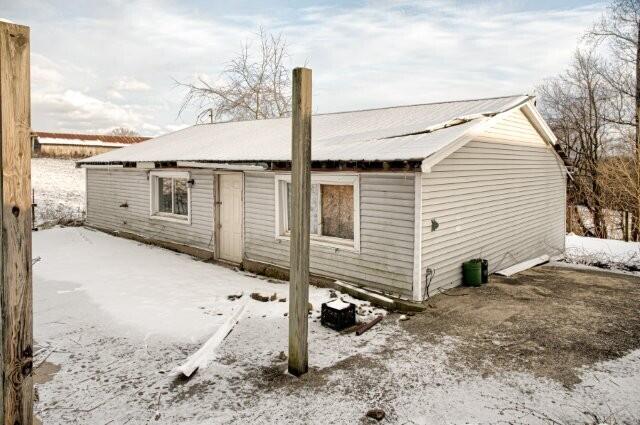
[404,265,640,387]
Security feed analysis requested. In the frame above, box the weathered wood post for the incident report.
[288,67,311,376]
[0,21,33,424]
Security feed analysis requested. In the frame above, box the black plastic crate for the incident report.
[481,259,489,284]
[321,300,356,331]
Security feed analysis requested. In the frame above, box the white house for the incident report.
[78,95,567,301]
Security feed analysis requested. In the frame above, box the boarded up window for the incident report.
[321,185,354,239]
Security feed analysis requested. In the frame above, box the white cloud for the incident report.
[33,89,155,133]
[107,89,124,100]
[280,2,604,112]
[112,77,151,92]
[18,0,604,135]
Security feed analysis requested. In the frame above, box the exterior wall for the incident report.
[420,110,566,293]
[86,168,215,253]
[244,171,416,297]
[35,144,121,159]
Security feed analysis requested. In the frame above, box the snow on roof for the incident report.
[79,95,530,164]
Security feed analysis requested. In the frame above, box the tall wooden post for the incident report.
[0,21,33,425]
[288,67,311,376]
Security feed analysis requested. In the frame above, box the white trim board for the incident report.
[177,161,266,171]
[79,164,124,169]
[412,171,423,301]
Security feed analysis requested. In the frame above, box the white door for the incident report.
[218,173,243,263]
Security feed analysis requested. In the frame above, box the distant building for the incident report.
[31,132,150,159]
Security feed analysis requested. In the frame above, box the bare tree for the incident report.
[538,51,613,238]
[177,28,291,123]
[110,127,140,137]
[588,0,640,238]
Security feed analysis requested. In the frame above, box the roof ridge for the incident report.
[314,94,530,117]
[195,94,530,127]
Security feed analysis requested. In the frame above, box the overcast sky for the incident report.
[2,0,603,135]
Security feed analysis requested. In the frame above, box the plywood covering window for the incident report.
[149,171,191,223]
[276,174,360,251]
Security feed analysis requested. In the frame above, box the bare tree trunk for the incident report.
[572,204,591,236]
[593,207,609,238]
[622,210,631,241]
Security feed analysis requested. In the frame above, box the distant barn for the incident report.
[78,95,568,301]
[31,132,150,159]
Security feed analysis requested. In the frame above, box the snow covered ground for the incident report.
[32,158,85,227]
[565,233,640,272]
[33,227,640,424]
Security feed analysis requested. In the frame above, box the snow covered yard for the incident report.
[32,158,85,227]
[33,228,640,424]
[564,233,640,272]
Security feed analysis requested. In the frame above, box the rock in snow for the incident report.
[366,408,385,421]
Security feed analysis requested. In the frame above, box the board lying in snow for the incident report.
[173,301,247,378]
[495,255,550,277]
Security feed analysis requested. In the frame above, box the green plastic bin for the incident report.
[463,260,482,287]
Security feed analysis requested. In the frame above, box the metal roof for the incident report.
[79,95,530,164]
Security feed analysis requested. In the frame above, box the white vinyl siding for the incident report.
[420,137,566,294]
[86,168,215,252]
[479,108,546,146]
[245,171,415,297]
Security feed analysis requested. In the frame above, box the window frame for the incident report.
[274,173,360,252]
[149,170,192,224]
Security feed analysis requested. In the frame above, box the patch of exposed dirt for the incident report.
[403,265,640,387]
[33,361,61,385]
[250,351,386,393]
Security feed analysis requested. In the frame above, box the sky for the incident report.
[1,0,604,136]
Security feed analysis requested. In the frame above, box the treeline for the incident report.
[537,0,640,241]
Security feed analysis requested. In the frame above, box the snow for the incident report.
[326,298,352,310]
[38,137,128,147]
[31,158,85,226]
[34,228,372,344]
[79,95,527,164]
[574,205,624,240]
[564,233,640,271]
[31,228,640,424]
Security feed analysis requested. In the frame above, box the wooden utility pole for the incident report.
[0,21,33,425]
[288,67,311,376]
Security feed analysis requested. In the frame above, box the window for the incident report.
[150,171,191,222]
[276,174,360,250]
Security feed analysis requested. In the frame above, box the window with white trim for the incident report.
[275,174,360,250]
[150,171,191,222]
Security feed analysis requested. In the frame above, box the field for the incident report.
[32,158,85,227]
